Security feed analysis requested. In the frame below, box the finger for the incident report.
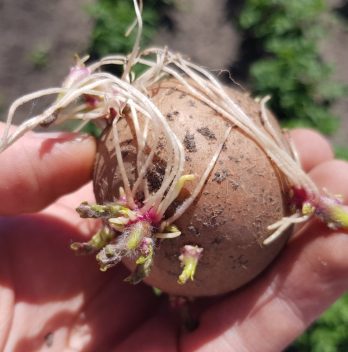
[181,159,348,352]
[42,182,100,240]
[0,130,96,215]
[114,306,177,352]
[309,159,348,197]
[289,128,334,172]
[0,214,160,351]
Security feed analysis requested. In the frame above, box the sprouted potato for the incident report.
[93,78,295,296]
[1,0,348,297]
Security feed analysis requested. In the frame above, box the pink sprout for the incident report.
[62,65,91,89]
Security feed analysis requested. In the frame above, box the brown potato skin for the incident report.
[93,79,293,297]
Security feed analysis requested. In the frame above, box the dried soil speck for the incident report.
[212,169,229,183]
[183,131,197,152]
[188,100,196,107]
[229,255,249,270]
[197,126,217,140]
[211,237,223,245]
[146,160,167,192]
[179,92,187,99]
[165,88,176,96]
[187,225,200,235]
[167,110,179,120]
[229,179,239,190]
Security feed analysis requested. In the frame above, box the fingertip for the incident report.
[309,159,348,201]
[41,131,97,198]
[289,128,334,172]
[291,157,348,276]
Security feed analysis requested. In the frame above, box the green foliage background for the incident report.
[81,0,172,136]
[287,294,348,352]
[237,0,345,135]
[87,0,348,349]
[88,0,172,58]
[236,2,348,348]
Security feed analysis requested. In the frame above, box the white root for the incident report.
[160,126,232,227]
[122,0,143,82]
[155,231,181,239]
[0,0,321,243]
[111,116,136,208]
[259,95,287,149]
[285,129,302,166]
[0,87,63,152]
[263,213,310,245]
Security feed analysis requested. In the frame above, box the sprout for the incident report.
[126,237,154,284]
[178,245,203,285]
[71,226,114,254]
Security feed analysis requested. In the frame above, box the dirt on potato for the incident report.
[93,79,293,297]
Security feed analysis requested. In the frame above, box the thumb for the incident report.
[0,129,96,215]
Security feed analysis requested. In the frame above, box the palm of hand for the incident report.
[1,129,348,352]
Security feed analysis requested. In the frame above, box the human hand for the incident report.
[0,125,347,352]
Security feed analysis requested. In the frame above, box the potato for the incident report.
[93,78,293,297]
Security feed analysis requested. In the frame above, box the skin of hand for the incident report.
[0,125,347,352]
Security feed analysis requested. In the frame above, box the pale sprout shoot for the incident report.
[1,0,348,285]
[178,245,204,285]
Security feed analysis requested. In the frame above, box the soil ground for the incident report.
[0,0,347,147]
[0,0,94,120]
